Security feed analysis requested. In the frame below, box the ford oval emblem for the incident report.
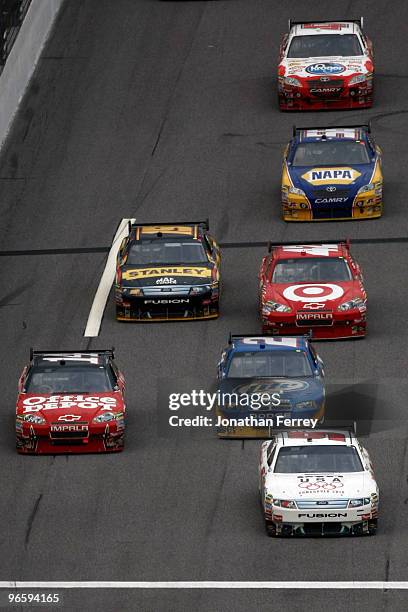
[306,63,346,75]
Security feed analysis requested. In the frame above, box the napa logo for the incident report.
[301,167,361,185]
[306,62,345,75]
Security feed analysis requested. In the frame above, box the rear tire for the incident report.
[368,519,377,535]
[265,521,276,537]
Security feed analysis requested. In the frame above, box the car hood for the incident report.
[218,376,324,406]
[119,263,214,288]
[283,56,369,78]
[265,279,365,311]
[288,163,374,197]
[16,391,124,422]
[265,471,376,499]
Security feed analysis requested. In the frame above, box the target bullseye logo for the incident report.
[283,283,344,303]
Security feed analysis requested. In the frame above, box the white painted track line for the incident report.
[84,218,135,337]
[1,582,408,589]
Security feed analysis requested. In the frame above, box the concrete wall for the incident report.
[0,0,65,148]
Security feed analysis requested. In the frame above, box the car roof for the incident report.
[272,243,347,259]
[230,336,309,353]
[290,22,359,37]
[273,430,356,447]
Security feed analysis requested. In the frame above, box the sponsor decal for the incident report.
[140,225,194,236]
[298,513,348,518]
[144,299,189,305]
[301,167,361,185]
[310,87,342,94]
[42,354,100,365]
[302,23,350,30]
[305,62,346,75]
[283,283,344,303]
[297,476,344,491]
[281,245,339,257]
[234,380,309,394]
[22,395,117,414]
[50,424,88,433]
[315,197,348,204]
[241,337,299,348]
[297,312,332,321]
[123,267,211,280]
[303,302,326,310]
[155,277,177,285]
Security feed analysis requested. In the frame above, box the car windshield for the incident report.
[292,141,370,166]
[287,34,363,58]
[274,445,363,473]
[272,257,352,283]
[127,240,208,265]
[25,365,115,393]
[227,351,312,378]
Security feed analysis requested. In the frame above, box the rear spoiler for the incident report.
[228,332,312,344]
[288,18,363,30]
[293,123,371,137]
[277,422,357,444]
[267,239,351,252]
[30,348,115,360]
[129,219,209,232]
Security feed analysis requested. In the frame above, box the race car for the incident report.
[259,429,379,536]
[282,124,383,221]
[278,19,374,110]
[216,335,325,438]
[16,350,126,454]
[259,242,367,339]
[115,221,220,321]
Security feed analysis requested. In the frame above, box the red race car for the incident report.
[278,19,374,111]
[16,349,126,454]
[259,242,367,339]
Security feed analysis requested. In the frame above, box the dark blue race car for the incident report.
[282,124,383,221]
[216,335,325,438]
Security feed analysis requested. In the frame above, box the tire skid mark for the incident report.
[24,494,43,550]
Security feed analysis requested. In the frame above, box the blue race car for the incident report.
[282,124,383,221]
[216,335,325,438]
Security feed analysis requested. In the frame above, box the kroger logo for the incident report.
[306,63,345,75]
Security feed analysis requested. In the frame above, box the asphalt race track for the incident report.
[1,1,408,610]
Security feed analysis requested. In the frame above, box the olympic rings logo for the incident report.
[298,481,344,490]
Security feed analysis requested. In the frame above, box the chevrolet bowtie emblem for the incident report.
[58,414,82,422]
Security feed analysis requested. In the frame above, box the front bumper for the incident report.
[262,310,366,339]
[278,78,373,111]
[16,422,125,454]
[282,190,383,222]
[115,289,219,322]
[264,501,378,536]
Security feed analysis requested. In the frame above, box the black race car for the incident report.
[115,221,221,321]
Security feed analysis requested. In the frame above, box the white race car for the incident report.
[259,429,379,536]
